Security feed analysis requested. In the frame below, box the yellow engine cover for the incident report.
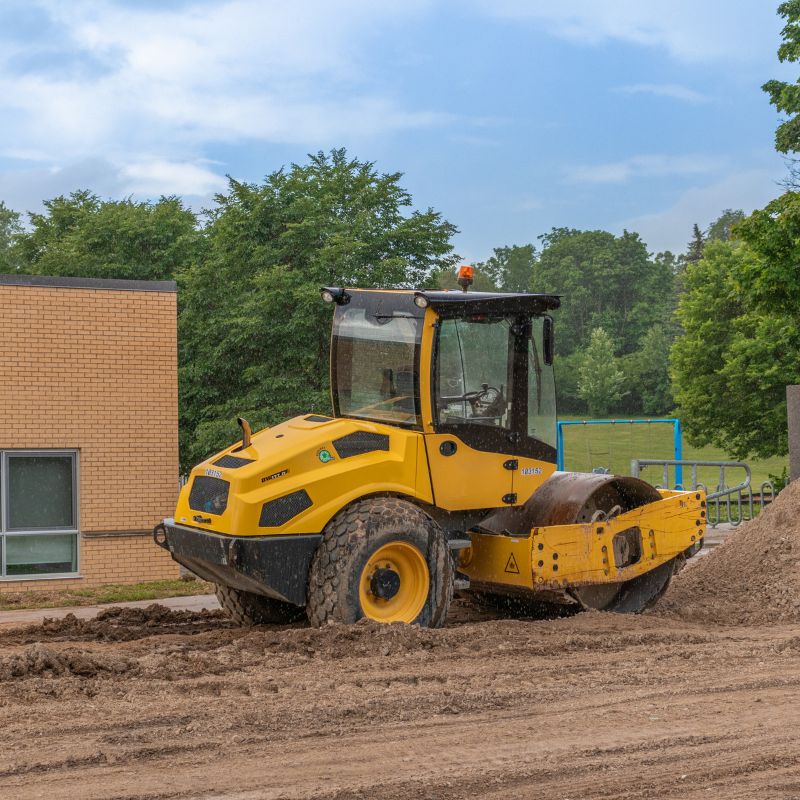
[175,416,434,537]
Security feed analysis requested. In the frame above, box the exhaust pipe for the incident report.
[235,416,252,451]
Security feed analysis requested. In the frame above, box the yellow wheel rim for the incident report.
[358,541,430,623]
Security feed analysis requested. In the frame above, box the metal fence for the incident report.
[630,459,776,528]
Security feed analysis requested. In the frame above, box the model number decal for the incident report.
[205,468,223,478]
[521,467,543,476]
[261,469,289,483]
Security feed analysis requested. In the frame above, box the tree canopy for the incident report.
[178,149,458,468]
[577,327,627,417]
[0,201,23,273]
[17,191,203,281]
[763,1,800,156]
[532,228,675,358]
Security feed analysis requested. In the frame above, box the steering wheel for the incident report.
[464,384,503,417]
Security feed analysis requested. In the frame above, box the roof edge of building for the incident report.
[0,273,177,293]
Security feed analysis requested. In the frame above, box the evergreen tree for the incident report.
[685,223,705,263]
[577,328,627,417]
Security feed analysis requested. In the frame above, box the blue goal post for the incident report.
[556,418,684,487]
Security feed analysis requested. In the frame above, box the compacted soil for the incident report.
[1,481,800,799]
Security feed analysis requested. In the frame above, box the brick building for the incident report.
[0,274,180,591]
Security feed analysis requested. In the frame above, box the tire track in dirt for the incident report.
[0,602,799,799]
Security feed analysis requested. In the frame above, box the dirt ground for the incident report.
[0,600,797,800]
[2,482,800,800]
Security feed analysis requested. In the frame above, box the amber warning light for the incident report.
[457,264,474,292]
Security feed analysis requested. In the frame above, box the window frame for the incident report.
[0,449,81,580]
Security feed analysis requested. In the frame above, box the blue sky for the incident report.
[0,0,793,258]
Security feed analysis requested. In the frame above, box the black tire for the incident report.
[215,584,305,626]
[306,497,453,628]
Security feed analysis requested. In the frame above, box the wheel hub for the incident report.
[358,540,430,623]
[370,567,401,600]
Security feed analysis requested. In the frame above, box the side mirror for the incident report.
[543,316,554,365]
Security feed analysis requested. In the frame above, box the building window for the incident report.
[1,451,79,578]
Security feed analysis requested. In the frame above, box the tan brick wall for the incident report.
[0,282,181,589]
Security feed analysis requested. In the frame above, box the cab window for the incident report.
[527,317,557,448]
[435,317,513,428]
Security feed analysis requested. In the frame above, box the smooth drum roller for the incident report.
[483,472,677,613]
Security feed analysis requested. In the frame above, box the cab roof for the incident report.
[323,287,561,318]
[415,290,560,318]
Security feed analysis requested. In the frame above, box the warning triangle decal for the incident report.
[504,553,520,574]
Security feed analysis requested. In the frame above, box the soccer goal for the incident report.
[556,418,684,486]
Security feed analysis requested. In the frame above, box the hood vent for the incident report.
[214,454,254,469]
[259,490,313,527]
[333,431,389,459]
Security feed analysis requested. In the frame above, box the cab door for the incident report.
[424,316,518,510]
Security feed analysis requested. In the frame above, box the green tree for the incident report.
[179,149,458,468]
[763,1,800,157]
[706,209,745,242]
[733,192,800,315]
[16,190,203,281]
[685,223,705,263]
[478,244,536,292]
[533,228,674,358]
[671,239,800,459]
[577,327,627,416]
[626,325,674,415]
[0,201,24,273]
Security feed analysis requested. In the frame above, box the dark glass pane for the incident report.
[8,455,75,530]
[5,534,78,575]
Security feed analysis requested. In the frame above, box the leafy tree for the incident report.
[478,244,536,292]
[532,228,674,358]
[733,192,800,315]
[763,1,800,157]
[706,209,745,242]
[554,350,586,414]
[577,327,627,416]
[179,149,458,468]
[625,325,674,415]
[0,201,23,273]
[16,190,203,281]
[671,239,800,459]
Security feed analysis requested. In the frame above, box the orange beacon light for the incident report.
[457,264,474,292]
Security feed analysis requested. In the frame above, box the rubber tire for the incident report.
[215,584,305,626]
[306,497,453,628]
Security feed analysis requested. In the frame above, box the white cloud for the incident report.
[567,154,725,184]
[484,0,775,63]
[0,0,443,206]
[0,158,228,215]
[614,83,709,104]
[622,169,784,253]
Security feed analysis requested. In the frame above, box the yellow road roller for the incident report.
[154,269,706,626]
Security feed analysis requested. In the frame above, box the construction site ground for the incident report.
[1,487,799,800]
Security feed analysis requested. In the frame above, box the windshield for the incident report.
[332,294,423,427]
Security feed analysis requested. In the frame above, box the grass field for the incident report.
[559,416,787,491]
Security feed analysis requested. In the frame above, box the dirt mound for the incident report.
[656,479,800,625]
[0,603,230,645]
[0,643,137,679]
